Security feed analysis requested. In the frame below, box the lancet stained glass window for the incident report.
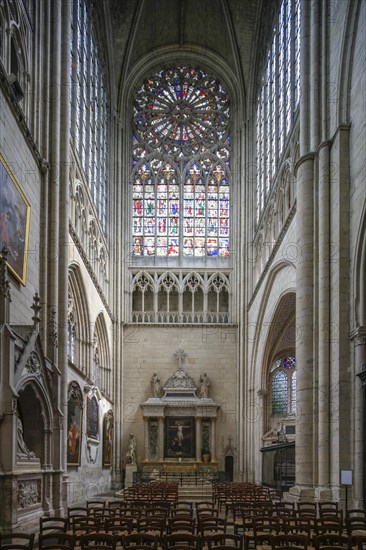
[70,0,108,233]
[271,355,296,415]
[256,0,301,222]
[132,66,230,257]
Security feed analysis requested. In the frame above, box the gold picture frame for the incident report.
[0,152,31,285]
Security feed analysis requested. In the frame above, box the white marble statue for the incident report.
[125,433,136,464]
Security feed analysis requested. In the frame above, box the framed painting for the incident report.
[102,409,114,467]
[67,382,83,466]
[165,416,195,459]
[0,153,31,285]
[87,395,99,440]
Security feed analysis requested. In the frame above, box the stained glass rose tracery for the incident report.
[133,67,229,159]
[132,66,231,258]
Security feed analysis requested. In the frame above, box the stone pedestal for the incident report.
[125,463,137,488]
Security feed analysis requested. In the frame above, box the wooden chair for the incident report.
[282,517,312,539]
[253,516,280,549]
[104,517,134,535]
[38,534,75,550]
[79,533,116,550]
[313,533,351,549]
[123,533,158,550]
[271,533,309,549]
[167,517,196,534]
[164,534,200,550]
[318,502,339,515]
[40,517,69,534]
[200,517,227,542]
[0,534,35,550]
[207,534,243,550]
[314,516,343,536]
[296,503,317,520]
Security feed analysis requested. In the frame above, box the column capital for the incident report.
[350,326,366,346]
[196,417,202,423]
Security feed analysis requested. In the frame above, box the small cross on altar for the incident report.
[173,348,186,370]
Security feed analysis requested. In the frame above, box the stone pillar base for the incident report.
[288,485,316,502]
[125,464,137,488]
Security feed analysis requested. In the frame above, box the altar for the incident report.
[140,349,219,474]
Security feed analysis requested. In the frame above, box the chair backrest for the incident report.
[80,534,115,549]
[314,533,351,549]
[124,533,158,549]
[0,534,35,550]
[104,517,133,534]
[167,518,196,534]
[207,533,243,550]
[315,517,343,536]
[38,534,75,550]
[164,533,199,550]
[271,533,309,549]
[72,516,100,534]
[40,517,68,534]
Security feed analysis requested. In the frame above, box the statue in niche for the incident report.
[151,372,161,398]
[17,416,36,459]
[125,433,137,464]
[199,372,210,398]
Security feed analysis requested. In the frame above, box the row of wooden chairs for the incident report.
[0,532,242,550]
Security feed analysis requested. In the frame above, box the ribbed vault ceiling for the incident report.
[106,0,266,106]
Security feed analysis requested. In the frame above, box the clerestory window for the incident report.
[70,0,108,234]
[256,0,301,222]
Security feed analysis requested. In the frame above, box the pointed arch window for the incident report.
[270,354,296,415]
[132,66,230,258]
[70,0,108,233]
[256,0,301,222]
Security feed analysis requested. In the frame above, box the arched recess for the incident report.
[15,368,55,468]
[245,259,296,483]
[354,198,366,328]
[68,264,91,377]
[258,292,297,491]
[93,313,111,398]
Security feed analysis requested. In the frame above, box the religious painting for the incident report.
[67,382,83,466]
[87,395,99,440]
[102,409,113,467]
[0,153,31,285]
[165,416,195,459]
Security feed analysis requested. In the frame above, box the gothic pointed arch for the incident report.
[68,264,91,377]
[93,313,111,398]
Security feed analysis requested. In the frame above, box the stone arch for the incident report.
[337,0,362,124]
[68,264,91,376]
[93,313,111,397]
[354,202,366,328]
[74,180,88,242]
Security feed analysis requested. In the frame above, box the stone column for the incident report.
[292,154,315,498]
[211,417,217,463]
[196,417,202,462]
[317,141,330,497]
[158,417,164,461]
[353,328,366,507]
[143,417,149,462]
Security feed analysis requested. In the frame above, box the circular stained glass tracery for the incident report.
[133,67,230,159]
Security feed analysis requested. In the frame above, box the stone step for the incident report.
[178,483,213,502]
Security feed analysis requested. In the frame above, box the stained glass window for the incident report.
[271,355,296,415]
[256,0,301,222]
[272,371,288,414]
[132,66,230,257]
[70,0,108,233]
